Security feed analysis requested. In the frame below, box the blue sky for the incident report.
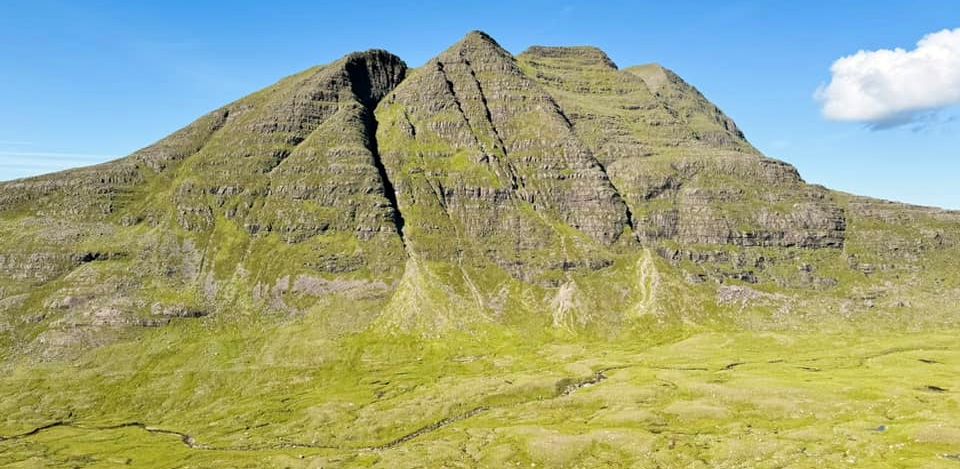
[1,1,958,208]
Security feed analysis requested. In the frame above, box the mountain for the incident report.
[1,32,959,467]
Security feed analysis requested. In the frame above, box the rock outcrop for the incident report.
[378,32,629,283]
[517,46,847,250]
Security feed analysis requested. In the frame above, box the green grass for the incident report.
[1,324,958,468]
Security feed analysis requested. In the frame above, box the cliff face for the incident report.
[0,50,411,357]
[517,45,846,250]
[378,33,628,279]
[1,32,959,359]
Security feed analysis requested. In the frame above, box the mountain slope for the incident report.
[374,32,635,330]
[2,32,959,358]
[0,50,410,359]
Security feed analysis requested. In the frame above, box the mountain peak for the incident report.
[624,63,672,91]
[441,30,513,63]
[1,29,956,352]
[339,49,407,106]
[461,30,500,46]
[343,48,404,66]
[521,45,618,69]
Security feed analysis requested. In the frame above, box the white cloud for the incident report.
[816,28,960,127]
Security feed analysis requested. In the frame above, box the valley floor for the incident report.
[1,328,958,468]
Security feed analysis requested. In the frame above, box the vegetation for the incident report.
[2,326,958,467]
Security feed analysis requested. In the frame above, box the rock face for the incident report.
[1,31,959,356]
[516,46,846,250]
[167,50,408,242]
[378,32,629,282]
[0,49,411,357]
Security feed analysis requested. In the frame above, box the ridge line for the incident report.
[461,57,524,195]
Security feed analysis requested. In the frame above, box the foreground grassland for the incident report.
[1,322,957,468]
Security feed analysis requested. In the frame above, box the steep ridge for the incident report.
[378,32,629,261]
[166,49,407,241]
[0,50,411,358]
[372,32,645,330]
[518,46,846,250]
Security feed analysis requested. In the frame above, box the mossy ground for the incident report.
[1,320,957,468]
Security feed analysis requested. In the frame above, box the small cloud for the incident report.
[816,28,960,129]
[0,140,33,146]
